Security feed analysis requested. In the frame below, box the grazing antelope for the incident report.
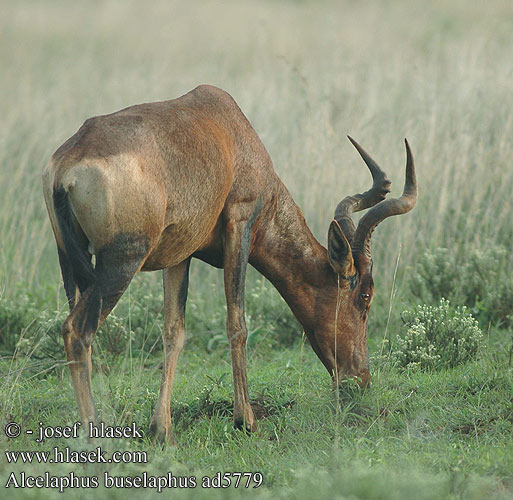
[42,85,417,443]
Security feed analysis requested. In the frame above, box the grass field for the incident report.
[1,0,512,498]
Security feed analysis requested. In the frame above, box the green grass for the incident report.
[1,0,513,498]
[1,340,512,498]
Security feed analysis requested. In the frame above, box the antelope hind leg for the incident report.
[62,287,101,426]
[62,234,149,430]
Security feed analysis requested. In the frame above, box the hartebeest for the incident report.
[42,85,417,443]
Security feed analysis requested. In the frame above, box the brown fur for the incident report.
[42,85,416,443]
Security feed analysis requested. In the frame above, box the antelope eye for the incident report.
[361,293,370,302]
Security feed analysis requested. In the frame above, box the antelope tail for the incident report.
[52,186,95,293]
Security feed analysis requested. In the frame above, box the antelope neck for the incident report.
[250,188,339,334]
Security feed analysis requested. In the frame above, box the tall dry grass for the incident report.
[0,0,511,314]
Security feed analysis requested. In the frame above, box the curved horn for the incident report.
[333,136,391,242]
[351,139,417,257]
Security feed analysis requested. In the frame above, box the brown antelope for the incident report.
[42,85,417,443]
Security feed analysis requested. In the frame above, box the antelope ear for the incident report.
[328,220,355,277]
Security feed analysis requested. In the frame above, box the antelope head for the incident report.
[314,137,417,387]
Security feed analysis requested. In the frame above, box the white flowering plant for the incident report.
[393,298,483,371]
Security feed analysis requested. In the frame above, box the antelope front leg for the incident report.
[150,259,191,444]
[224,218,257,432]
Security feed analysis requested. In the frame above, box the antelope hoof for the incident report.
[149,422,176,446]
[234,417,257,433]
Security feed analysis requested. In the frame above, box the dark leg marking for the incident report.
[95,233,151,322]
[231,199,263,306]
[177,259,191,314]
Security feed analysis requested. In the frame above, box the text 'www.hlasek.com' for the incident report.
[4,421,263,493]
